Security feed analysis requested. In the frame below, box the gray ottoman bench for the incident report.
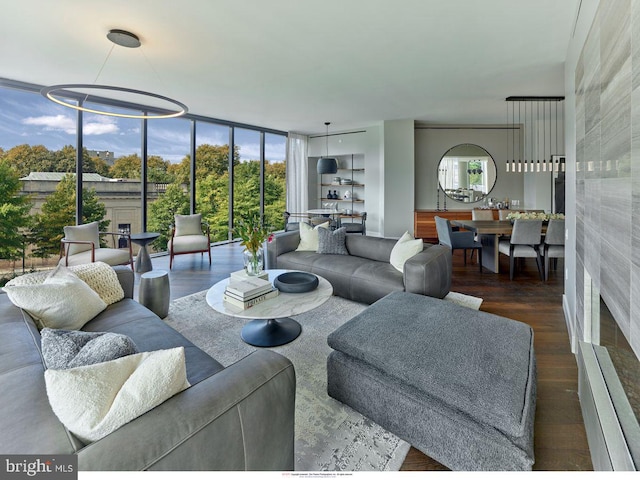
[327,291,536,471]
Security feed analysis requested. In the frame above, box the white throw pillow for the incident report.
[296,221,330,252]
[2,265,107,330]
[44,347,190,443]
[390,232,424,272]
[6,262,124,305]
[63,221,100,256]
[175,214,202,236]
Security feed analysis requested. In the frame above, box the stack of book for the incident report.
[223,276,278,309]
[229,268,269,282]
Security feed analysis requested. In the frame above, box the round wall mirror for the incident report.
[437,143,497,203]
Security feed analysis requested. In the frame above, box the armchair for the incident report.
[59,221,133,269]
[168,214,211,269]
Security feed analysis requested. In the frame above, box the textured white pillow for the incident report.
[2,265,107,330]
[5,262,124,305]
[45,347,190,443]
[296,221,330,252]
[390,232,424,272]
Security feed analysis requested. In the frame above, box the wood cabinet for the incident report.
[414,209,502,242]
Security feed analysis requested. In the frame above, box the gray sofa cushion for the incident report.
[317,227,348,255]
[82,299,224,385]
[345,235,396,262]
[41,328,138,370]
[328,291,536,438]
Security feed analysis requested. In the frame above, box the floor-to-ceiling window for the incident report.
[233,128,262,233]
[146,117,191,251]
[0,87,79,272]
[264,132,287,231]
[81,102,142,256]
[0,80,288,275]
[194,122,232,243]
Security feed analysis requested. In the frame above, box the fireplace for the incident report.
[580,274,640,470]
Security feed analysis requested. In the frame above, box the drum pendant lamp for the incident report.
[317,122,338,174]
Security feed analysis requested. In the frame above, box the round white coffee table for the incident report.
[206,269,333,347]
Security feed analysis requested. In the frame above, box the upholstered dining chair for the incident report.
[472,209,494,220]
[340,212,367,235]
[542,219,565,281]
[498,219,543,280]
[59,221,133,269]
[167,213,211,269]
[435,216,483,272]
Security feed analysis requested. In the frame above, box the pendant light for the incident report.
[317,122,338,174]
[41,29,188,119]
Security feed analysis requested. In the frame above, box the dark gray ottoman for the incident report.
[327,291,536,471]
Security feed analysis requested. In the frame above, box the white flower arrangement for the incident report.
[505,212,565,221]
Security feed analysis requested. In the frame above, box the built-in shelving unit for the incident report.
[313,153,365,216]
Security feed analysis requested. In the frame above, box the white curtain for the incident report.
[285,133,309,214]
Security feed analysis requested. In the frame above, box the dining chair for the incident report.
[497,219,543,280]
[340,212,367,235]
[59,221,133,269]
[472,209,494,220]
[435,216,483,272]
[167,213,212,269]
[542,219,565,281]
[283,211,307,231]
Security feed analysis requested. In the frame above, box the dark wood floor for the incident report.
[138,243,593,472]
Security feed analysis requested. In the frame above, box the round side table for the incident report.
[130,232,160,273]
[139,270,170,318]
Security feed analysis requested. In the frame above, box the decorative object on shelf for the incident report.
[41,29,188,119]
[234,214,273,276]
[317,122,338,174]
[343,191,351,200]
[273,272,319,294]
[333,190,338,199]
[505,96,565,173]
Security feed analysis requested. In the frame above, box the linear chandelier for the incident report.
[505,96,565,174]
[41,29,188,120]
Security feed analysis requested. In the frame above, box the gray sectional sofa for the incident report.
[0,266,295,471]
[266,230,452,304]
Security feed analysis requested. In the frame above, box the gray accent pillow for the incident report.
[317,227,349,255]
[41,328,139,370]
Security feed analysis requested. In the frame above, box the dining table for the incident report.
[451,220,517,273]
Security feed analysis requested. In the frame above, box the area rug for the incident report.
[164,291,482,471]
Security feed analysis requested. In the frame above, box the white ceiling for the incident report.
[0,0,580,135]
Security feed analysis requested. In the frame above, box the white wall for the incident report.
[415,126,525,209]
[382,119,415,238]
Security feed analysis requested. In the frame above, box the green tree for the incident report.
[29,175,109,258]
[173,144,240,185]
[110,154,142,179]
[2,144,56,177]
[147,183,190,250]
[0,159,33,261]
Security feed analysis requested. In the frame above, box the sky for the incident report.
[0,87,286,164]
